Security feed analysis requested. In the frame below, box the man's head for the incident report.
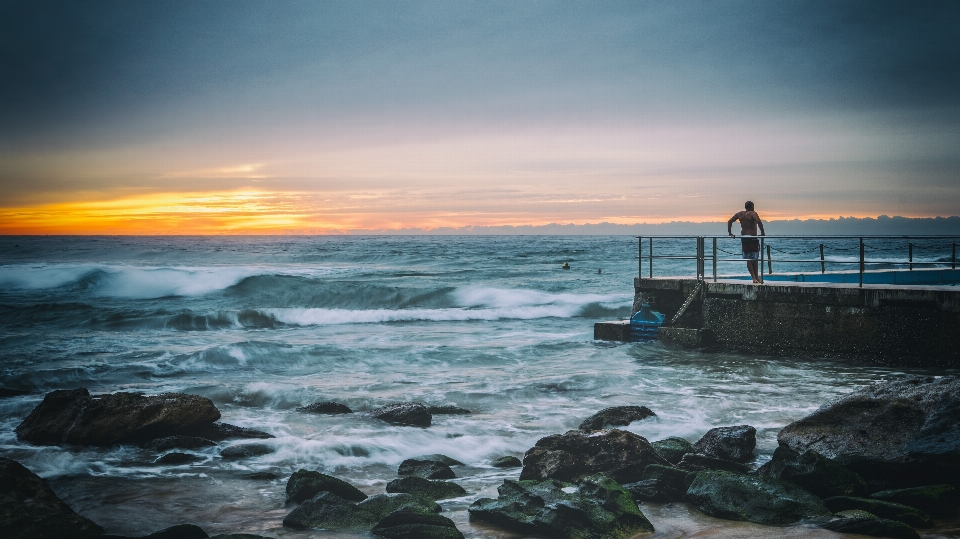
[745,201,754,211]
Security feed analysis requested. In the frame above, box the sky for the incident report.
[1,0,959,234]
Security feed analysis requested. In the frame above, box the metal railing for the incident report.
[638,235,960,287]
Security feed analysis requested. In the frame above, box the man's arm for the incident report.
[727,213,739,237]
[757,216,765,236]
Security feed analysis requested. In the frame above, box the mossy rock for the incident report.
[685,470,831,526]
[285,469,367,503]
[386,476,466,500]
[651,437,693,465]
[824,496,933,528]
[372,509,464,539]
[283,492,439,531]
[398,459,455,479]
[469,473,653,539]
[414,454,464,466]
[492,456,522,468]
[871,484,959,518]
[756,446,868,498]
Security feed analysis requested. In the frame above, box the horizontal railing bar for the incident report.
[637,235,960,239]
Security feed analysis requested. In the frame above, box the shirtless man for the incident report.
[727,201,766,283]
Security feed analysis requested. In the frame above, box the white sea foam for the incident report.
[0,263,346,298]
[265,287,630,325]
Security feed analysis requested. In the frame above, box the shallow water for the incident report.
[0,236,954,538]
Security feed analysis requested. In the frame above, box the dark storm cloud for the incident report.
[2,1,959,125]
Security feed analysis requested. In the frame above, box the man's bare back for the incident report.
[730,210,762,236]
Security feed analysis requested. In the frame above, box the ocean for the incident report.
[0,235,950,538]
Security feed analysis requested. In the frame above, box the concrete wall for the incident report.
[635,278,960,368]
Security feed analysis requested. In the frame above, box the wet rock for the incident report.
[0,387,29,398]
[181,422,273,442]
[519,429,670,484]
[870,484,959,518]
[208,535,274,539]
[623,464,689,502]
[220,443,275,460]
[820,517,920,539]
[777,375,960,490]
[372,508,464,539]
[426,405,471,415]
[415,454,464,466]
[578,406,656,431]
[139,524,209,539]
[0,456,104,539]
[385,476,466,500]
[685,470,831,526]
[823,496,933,528]
[283,492,439,531]
[398,459,455,479]
[692,425,756,463]
[468,473,654,538]
[491,456,522,468]
[286,469,368,503]
[370,403,431,427]
[650,437,693,465]
[676,453,750,474]
[155,452,202,465]
[756,446,869,498]
[15,388,221,446]
[296,401,352,414]
[144,436,216,452]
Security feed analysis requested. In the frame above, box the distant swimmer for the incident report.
[727,200,766,284]
[561,263,571,270]
[597,268,602,274]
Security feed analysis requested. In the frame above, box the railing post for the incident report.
[766,244,773,274]
[859,237,864,288]
[649,237,653,278]
[699,237,705,280]
[712,237,717,282]
[819,243,825,273]
[953,243,957,270]
[759,236,764,284]
[909,243,913,271]
[638,236,642,282]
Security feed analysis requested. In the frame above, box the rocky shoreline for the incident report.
[3,375,959,538]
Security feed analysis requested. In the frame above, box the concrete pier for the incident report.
[595,277,960,368]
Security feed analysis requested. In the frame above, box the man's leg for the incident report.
[747,260,759,283]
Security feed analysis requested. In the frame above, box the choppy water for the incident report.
[0,236,954,538]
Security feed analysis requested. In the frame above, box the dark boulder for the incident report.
[469,474,653,538]
[0,456,104,539]
[820,517,920,539]
[519,429,670,484]
[286,469,368,503]
[871,484,959,518]
[676,453,749,474]
[296,401,352,414]
[15,388,221,446]
[622,464,689,502]
[207,535,274,539]
[650,437,693,465]
[685,470,831,526]
[372,509,464,539]
[155,452,202,465]
[426,405,471,415]
[823,496,933,528]
[0,387,29,398]
[370,403,431,427]
[777,376,960,490]
[692,425,756,463]
[134,524,209,539]
[283,492,439,531]
[491,456,522,468]
[397,459,455,480]
[386,477,466,500]
[144,436,215,452]
[756,446,869,498]
[220,443,275,460]
[578,406,656,431]
[180,422,273,442]
[415,454,464,466]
